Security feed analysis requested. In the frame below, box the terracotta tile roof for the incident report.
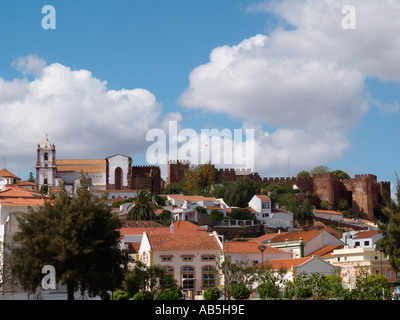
[0,169,20,180]
[248,232,288,243]
[262,257,312,270]
[0,187,42,199]
[120,220,206,237]
[307,244,344,258]
[352,230,379,239]
[167,195,217,201]
[206,206,223,210]
[256,195,270,201]
[56,159,106,173]
[224,241,286,254]
[315,209,342,215]
[0,197,46,206]
[16,180,36,187]
[147,232,221,251]
[268,229,324,244]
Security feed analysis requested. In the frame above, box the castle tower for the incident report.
[35,136,57,191]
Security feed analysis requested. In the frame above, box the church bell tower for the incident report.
[35,135,57,192]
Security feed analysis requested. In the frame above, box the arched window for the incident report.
[181,265,195,291]
[115,167,123,190]
[44,152,49,161]
[202,266,215,289]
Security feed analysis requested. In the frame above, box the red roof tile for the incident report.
[224,241,286,254]
[256,195,270,201]
[147,232,221,251]
[352,230,378,239]
[268,229,324,244]
[0,169,20,180]
[262,257,312,270]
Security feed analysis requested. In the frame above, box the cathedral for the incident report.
[35,136,162,195]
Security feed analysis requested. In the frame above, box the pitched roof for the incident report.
[352,229,379,239]
[261,257,312,270]
[0,197,46,206]
[315,209,342,215]
[256,194,270,201]
[147,232,221,251]
[0,169,20,180]
[55,159,106,173]
[224,241,286,254]
[120,220,206,237]
[0,186,42,199]
[268,229,325,244]
[307,244,344,258]
[249,232,289,243]
[167,195,217,202]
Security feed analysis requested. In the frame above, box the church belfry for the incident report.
[36,136,57,191]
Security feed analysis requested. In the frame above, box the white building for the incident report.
[262,229,344,258]
[314,209,343,222]
[137,230,222,300]
[248,195,293,230]
[340,229,382,248]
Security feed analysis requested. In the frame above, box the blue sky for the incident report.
[0,0,399,194]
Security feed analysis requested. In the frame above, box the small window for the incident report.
[182,256,193,261]
[385,269,391,278]
[44,153,49,161]
[162,256,172,262]
[364,241,370,246]
[44,178,48,185]
[202,255,215,261]
[182,266,194,272]
[162,266,173,273]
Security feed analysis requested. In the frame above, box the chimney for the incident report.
[170,221,174,234]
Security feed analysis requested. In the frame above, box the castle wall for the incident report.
[166,162,389,219]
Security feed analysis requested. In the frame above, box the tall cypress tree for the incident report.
[376,176,400,273]
[11,172,128,300]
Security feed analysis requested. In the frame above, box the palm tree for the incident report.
[127,190,155,220]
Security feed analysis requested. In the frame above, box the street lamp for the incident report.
[209,232,225,300]
[258,245,266,268]
[377,244,385,300]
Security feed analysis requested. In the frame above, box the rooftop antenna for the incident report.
[3,157,6,169]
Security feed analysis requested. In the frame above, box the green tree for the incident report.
[11,174,128,300]
[203,287,221,300]
[331,170,351,180]
[27,172,35,183]
[295,199,314,227]
[113,290,129,300]
[310,165,330,175]
[123,261,177,299]
[213,256,257,300]
[156,287,183,300]
[337,198,350,212]
[296,170,311,179]
[181,162,217,195]
[352,269,389,300]
[127,190,155,220]
[376,175,400,273]
[162,182,183,195]
[223,177,260,208]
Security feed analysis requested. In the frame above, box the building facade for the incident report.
[35,137,162,194]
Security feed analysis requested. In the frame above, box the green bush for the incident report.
[132,291,153,300]
[113,290,129,300]
[156,287,183,300]
[230,284,251,300]
[203,287,221,300]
